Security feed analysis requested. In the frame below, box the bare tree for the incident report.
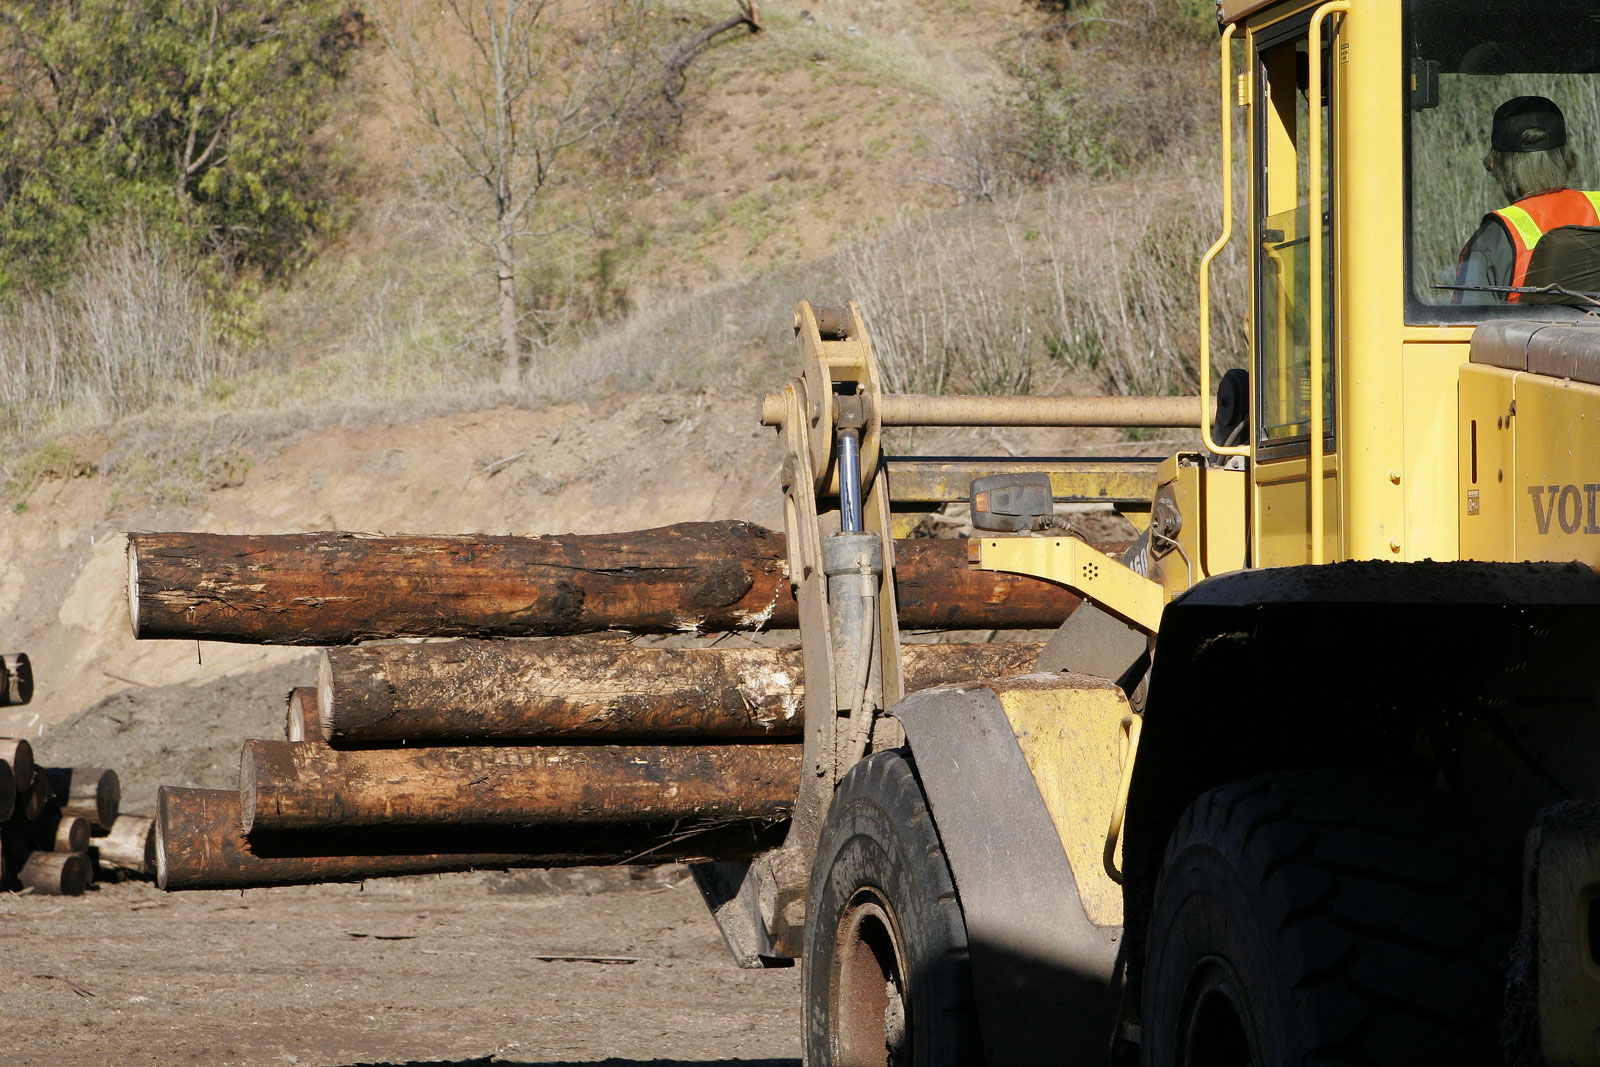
[378,0,646,391]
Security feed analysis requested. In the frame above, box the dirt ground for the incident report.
[0,871,801,1067]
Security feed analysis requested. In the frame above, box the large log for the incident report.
[319,638,1044,744]
[94,814,155,875]
[158,787,784,890]
[128,522,1098,644]
[239,738,799,835]
[46,767,119,832]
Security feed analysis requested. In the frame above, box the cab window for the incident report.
[1406,0,1600,321]
[1256,23,1335,455]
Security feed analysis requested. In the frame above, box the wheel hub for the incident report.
[1177,956,1255,1067]
[830,890,910,1067]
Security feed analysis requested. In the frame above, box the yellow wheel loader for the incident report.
[727,1,1600,1063]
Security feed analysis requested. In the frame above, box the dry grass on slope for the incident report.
[0,0,1237,513]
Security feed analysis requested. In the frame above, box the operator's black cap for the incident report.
[1492,96,1567,153]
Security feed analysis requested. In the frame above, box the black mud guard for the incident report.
[892,683,1123,1066]
[1119,560,1600,999]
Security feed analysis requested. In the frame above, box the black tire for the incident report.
[804,750,983,1067]
[1141,771,1516,1067]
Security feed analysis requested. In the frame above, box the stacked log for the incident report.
[0,740,142,894]
[157,636,1040,889]
[126,521,1093,642]
[128,520,1074,891]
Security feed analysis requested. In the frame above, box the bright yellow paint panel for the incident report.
[1510,374,1600,566]
[1458,364,1517,560]
[976,536,1166,633]
[1402,344,1466,562]
[1254,457,1341,566]
[996,679,1130,928]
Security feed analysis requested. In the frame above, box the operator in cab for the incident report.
[1454,95,1600,303]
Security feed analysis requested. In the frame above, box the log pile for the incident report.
[129,520,1073,891]
[0,740,150,894]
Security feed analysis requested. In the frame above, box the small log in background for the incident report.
[18,851,88,896]
[94,815,155,876]
[47,766,119,832]
[1,653,31,706]
[318,637,1043,744]
[0,740,144,893]
[129,521,1101,643]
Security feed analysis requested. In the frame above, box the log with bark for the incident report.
[239,738,799,834]
[157,787,785,891]
[46,767,119,832]
[318,637,1043,744]
[20,765,51,821]
[0,756,12,823]
[18,851,90,895]
[128,521,1103,643]
[1,653,31,706]
[93,814,155,876]
[32,811,90,854]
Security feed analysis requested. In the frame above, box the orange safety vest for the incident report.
[1491,188,1600,301]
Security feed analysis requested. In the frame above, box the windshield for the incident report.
[1406,0,1600,322]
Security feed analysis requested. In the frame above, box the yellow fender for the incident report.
[891,672,1135,1064]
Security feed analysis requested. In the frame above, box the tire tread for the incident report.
[1146,771,1514,1066]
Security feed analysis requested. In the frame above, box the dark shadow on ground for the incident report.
[337,1060,800,1066]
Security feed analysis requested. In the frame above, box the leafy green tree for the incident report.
[0,0,358,294]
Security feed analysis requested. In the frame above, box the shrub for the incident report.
[0,0,359,295]
[0,218,228,436]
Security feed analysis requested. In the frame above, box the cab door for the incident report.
[1251,7,1344,565]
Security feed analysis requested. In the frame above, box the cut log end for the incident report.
[23,765,52,821]
[316,653,335,743]
[0,654,32,707]
[95,814,155,875]
[47,767,120,831]
[0,738,35,794]
[0,759,13,823]
[128,544,141,638]
[154,793,171,890]
[238,746,259,836]
[37,812,91,854]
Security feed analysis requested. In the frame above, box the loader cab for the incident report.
[1223,0,1600,568]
